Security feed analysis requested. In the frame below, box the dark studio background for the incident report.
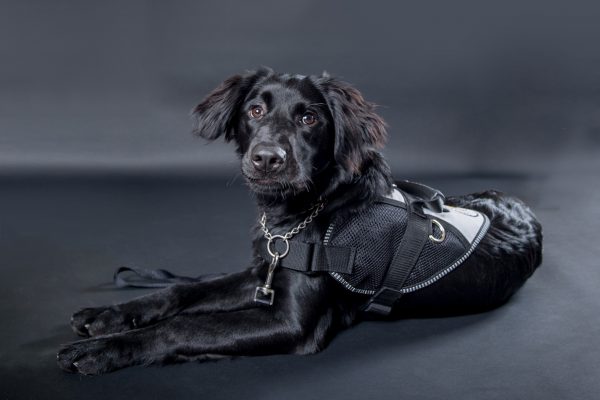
[1,1,599,399]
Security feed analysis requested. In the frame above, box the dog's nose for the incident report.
[251,145,286,173]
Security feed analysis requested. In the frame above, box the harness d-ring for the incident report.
[267,235,290,258]
[429,219,446,243]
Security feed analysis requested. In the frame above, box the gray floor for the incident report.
[1,2,600,397]
[0,143,598,399]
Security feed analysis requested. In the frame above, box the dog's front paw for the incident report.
[57,338,129,375]
[70,306,136,337]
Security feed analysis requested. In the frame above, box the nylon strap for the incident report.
[395,180,445,213]
[113,266,226,288]
[257,238,355,274]
[363,193,430,315]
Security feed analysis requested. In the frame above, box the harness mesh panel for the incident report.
[327,203,408,291]
[327,201,469,292]
[404,228,464,287]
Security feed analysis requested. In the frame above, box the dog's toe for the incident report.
[70,307,102,337]
[70,306,132,337]
[57,339,123,375]
[57,344,82,373]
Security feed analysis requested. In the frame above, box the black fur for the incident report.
[57,69,543,375]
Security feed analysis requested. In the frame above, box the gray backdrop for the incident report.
[2,0,599,175]
[1,2,600,399]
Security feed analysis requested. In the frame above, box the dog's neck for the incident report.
[255,154,393,228]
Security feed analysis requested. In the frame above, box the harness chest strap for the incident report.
[257,239,356,274]
[362,195,430,315]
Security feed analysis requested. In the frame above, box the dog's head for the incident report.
[192,68,387,199]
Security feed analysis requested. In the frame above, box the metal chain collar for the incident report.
[253,200,325,305]
[259,200,325,258]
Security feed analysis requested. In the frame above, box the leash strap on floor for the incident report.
[363,192,431,315]
[113,266,225,288]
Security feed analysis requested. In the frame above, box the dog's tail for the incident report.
[449,190,543,289]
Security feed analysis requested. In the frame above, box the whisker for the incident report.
[226,172,241,187]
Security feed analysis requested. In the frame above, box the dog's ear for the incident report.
[192,68,271,141]
[315,76,387,175]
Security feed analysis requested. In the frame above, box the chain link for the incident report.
[260,200,325,242]
[255,200,325,305]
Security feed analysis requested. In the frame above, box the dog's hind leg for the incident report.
[59,304,332,375]
[70,268,263,337]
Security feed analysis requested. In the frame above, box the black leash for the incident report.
[113,266,226,288]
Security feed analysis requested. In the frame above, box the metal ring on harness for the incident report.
[429,219,446,243]
[267,235,290,258]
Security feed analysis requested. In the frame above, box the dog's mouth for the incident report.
[247,177,280,188]
[241,171,307,197]
[242,171,284,190]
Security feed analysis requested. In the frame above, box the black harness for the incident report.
[255,181,489,315]
[114,181,489,316]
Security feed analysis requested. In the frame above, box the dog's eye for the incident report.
[249,105,264,119]
[301,112,317,126]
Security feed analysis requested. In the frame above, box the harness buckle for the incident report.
[363,287,404,316]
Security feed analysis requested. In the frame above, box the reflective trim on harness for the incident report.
[327,213,489,295]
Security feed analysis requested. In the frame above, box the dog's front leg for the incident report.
[59,304,330,375]
[71,268,263,337]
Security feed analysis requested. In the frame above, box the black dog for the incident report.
[57,68,543,375]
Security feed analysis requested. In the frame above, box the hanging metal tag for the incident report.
[253,203,322,306]
[254,253,279,305]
